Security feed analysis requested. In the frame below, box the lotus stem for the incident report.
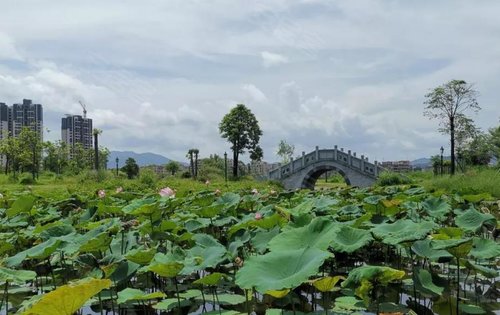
[456,257,460,315]
[174,276,181,310]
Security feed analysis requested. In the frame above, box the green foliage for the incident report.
[276,140,294,164]
[219,104,262,177]
[121,157,140,179]
[376,171,412,186]
[165,160,180,175]
[139,168,157,188]
[19,172,36,185]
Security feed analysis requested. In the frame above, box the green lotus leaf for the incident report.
[370,219,436,245]
[332,296,366,313]
[338,205,363,216]
[116,288,166,304]
[404,187,426,195]
[411,239,453,262]
[214,293,246,305]
[192,272,228,286]
[153,298,191,311]
[341,265,405,304]
[78,232,112,253]
[177,289,202,299]
[235,247,331,293]
[455,208,496,232]
[0,267,37,284]
[422,197,451,221]
[459,303,486,314]
[181,234,227,275]
[469,237,500,260]
[330,226,373,253]
[215,192,241,209]
[121,197,157,215]
[413,267,444,296]
[146,251,184,278]
[267,217,339,251]
[363,195,385,205]
[432,238,473,258]
[432,227,463,239]
[251,227,280,254]
[465,261,498,278]
[4,238,62,267]
[124,247,156,265]
[6,195,36,218]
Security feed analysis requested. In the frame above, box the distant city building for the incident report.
[61,114,93,151]
[250,160,281,177]
[10,99,43,140]
[0,99,44,166]
[381,160,411,172]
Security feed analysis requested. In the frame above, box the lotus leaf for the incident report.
[465,261,498,278]
[267,217,339,251]
[370,220,436,245]
[332,296,366,313]
[310,275,345,292]
[341,265,405,304]
[455,208,496,232]
[431,238,473,258]
[20,277,111,315]
[7,195,36,218]
[181,234,227,275]
[124,247,156,265]
[330,226,373,253]
[116,288,166,304]
[413,267,444,296]
[266,289,290,298]
[78,232,112,253]
[469,237,500,260]
[251,227,280,254]
[192,272,228,285]
[0,267,36,284]
[146,251,184,278]
[411,239,453,262]
[4,238,62,267]
[235,247,331,293]
[463,193,491,203]
[214,293,246,305]
[459,303,486,314]
[153,298,191,311]
[215,192,241,209]
[422,197,451,221]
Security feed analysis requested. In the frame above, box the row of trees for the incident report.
[0,127,109,179]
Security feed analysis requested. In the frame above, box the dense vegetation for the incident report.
[0,171,498,314]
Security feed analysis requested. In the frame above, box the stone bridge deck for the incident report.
[268,146,384,189]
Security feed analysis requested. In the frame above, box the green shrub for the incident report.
[181,171,191,179]
[19,173,36,185]
[139,169,157,188]
[376,172,412,186]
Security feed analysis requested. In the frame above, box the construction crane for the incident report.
[78,101,87,119]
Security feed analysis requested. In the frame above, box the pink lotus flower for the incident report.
[255,212,262,220]
[159,187,175,198]
[251,188,258,195]
[205,180,210,185]
[98,190,106,198]
[215,189,221,196]
[115,187,123,193]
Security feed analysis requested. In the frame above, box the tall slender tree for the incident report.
[424,80,480,175]
[219,104,262,177]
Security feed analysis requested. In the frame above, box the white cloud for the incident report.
[0,33,23,60]
[242,84,268,103]
[261,51,289,67]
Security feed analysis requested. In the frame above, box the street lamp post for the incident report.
[440,146,444,175]
[224,152,228,186]
[115,157,119,176]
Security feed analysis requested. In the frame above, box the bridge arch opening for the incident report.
[301,165,351,190]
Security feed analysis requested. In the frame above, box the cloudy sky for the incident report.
[1,0,500,163]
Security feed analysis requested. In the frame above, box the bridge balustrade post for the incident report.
[334,145,338,160]
[348,150,352,166]
[315,146,319,160]
[353,152,356,157]
[302,151,305,167]
[361,155,365,172]
[290,157,294,172]
[374,161,378,176]
[279,165,282,179]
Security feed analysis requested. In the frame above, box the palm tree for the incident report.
[93,129,102,170]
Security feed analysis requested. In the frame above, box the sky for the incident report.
[1,0,500,163]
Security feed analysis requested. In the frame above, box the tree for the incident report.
[489,122,500,165]
[121,157,139,179]
[276,140,295,164]
[193,148,199,178]
[424,80,480,175]
[462,132,491,166]
[93,128,102,170]
[165,161,180,175]
[18,127,43,180]
[0,135,22,175]
[219,104,262,177]
[187,149,195,178]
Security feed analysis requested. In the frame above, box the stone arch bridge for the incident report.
[268,146,384,190]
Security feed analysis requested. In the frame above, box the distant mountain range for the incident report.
[410,158,432,168]
[107,151,172,169]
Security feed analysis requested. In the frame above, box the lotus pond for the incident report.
[0,185,498,315]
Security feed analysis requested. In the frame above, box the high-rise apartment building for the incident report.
[10,99,43,140]
[0,99,44,166]
[61,115,93,151]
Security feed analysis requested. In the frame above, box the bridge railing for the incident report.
[268,145,384,180]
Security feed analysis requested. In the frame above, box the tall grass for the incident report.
[419,167,500,197]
